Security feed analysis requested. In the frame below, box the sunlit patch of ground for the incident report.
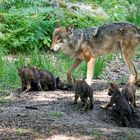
[0,80,140,140]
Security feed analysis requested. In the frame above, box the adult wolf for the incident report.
[50,22,140,85]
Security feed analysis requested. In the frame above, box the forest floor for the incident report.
[0,80,140,140]
[0,55,140,140]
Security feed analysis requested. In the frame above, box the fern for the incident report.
[0,0,50,9]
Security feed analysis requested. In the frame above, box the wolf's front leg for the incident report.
[86,57,95,85]
[67,71,74,85]
[23,82,31,93]
[67,58,82,85]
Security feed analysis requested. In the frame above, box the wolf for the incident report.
[38,69,57,91]
[18,66,58,92]
[101,83,133,127]
[73,79,93,111]
[55,77,73,90]
[121,74,140,108]
[107,74,140,111]
[18,66,42,92]
[50,22,140,85]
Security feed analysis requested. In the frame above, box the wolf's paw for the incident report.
[100,105,107,110]
[85,79,92,86]
[71,102,77,105]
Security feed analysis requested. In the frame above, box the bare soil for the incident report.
[0,54,140,140]
[0,79,140,140]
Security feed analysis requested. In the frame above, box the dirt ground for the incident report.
[1,54,140,140]
[0,79,140,140]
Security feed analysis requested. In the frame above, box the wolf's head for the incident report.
[108,82,119,96]
[50,23,74,52]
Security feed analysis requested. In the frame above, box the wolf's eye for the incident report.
[109,89,112,92]
[57,36,61,40]
[108,89,113,93]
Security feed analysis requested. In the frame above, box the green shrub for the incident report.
[126,0,140,26]
[0,9,55,53]
[94,55,113,79]
[0,0,106,53]
[94,57,105,79]
[96,0,129,21]
[0,0,140,90]
[0,0,139,54]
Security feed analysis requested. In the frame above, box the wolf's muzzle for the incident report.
[50,48,55,52]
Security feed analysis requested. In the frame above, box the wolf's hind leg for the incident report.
[73,94,79,104]
[121,42,137,78]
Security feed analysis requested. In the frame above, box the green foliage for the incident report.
[0,8,55,53]
[0,0,106,53]
[96,0,129,21]
[126,0,140,26]
[29,50,87,80]
[91,130,104,140]
[0,59,20,90]
[0,50,111,90]
[94,55,113,79]
[1,0,138,53]
[0,97,13,105]
[0,90,13,105]
[127,132,139,140]
[0,0,140,90]
[0,48,22,90]
[94,57,106,79]
[42,111,64,118]
[15,128,34,135]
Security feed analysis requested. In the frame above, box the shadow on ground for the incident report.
[0,80,140,140]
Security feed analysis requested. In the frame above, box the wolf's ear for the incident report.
[32,66,38,71]
[110,82,117,88]
[73,77,77,84]
[110,82,113,87]
[66,25,74,33]
[110,82,118,89]
[55,77,60,83]
[92,28,98,36]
